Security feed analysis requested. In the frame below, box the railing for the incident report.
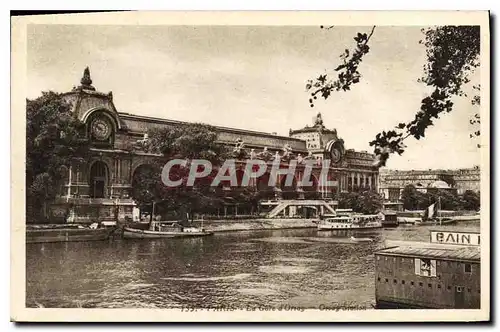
[266,200,337,218]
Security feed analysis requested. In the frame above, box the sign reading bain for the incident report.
[430,231,480,246]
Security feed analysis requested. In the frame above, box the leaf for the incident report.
[334,64,346,71]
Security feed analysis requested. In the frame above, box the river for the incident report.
[26,221,480,309]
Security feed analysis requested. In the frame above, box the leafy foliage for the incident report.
[369,26,480,166]
[26,92,90,222]
[461,189,480,211]
[308,26,480,166]
[306,26,376,107]
[131,123,230,218]
[470,84,481,139]
[336,189,383,214]
[400,185,429,210]
[400,184,479,211]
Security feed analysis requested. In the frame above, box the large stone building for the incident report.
[379,166,480,201]
[48,68,379,223]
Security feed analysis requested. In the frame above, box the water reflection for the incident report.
[26,221,480,309]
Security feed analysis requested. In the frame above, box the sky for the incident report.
[26,25,481,170]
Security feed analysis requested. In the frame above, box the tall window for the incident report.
[89,161,108,198]
[414,258,437,277]
[388,188,400,201]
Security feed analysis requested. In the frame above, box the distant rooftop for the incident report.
[380,166,480,173]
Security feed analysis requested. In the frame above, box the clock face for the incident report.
[91,118,111,141]
[329,140,344,163]
[331,149,341,163]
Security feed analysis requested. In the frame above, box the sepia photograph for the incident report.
[10,11,490,322]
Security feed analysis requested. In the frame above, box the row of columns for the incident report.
[343,171,378,191]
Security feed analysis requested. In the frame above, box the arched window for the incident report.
[89,161,109,198]
[281,175,298,200]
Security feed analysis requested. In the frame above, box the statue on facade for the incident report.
[256,147,273,161]
[297,153,303,164]
[134,133,150,153]
[281,143,294,162]
[314,112,324,127]
[73,66,96,91]
[232,138,247,158]
[249,148,256,160]
[303,151,315,161]
[271,151,281,162]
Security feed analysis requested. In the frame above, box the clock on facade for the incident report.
[91,118,112,141]
[331,148,342,163]
[328,139,345,163]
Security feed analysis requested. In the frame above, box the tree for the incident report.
[462,190,480,211]
[26,92,90,223]
[357,189,384,214]
[130,123,229,219]
[307,26,480,166]
[336,189,383,214]
[415,191,430,210]
[427,189,463,211]
[401,185,419,210]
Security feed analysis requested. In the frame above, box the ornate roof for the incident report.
[289,112,337,135]
[72,66,96,91]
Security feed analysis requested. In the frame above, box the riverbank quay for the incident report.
[397,214,480,225]
[29,210,480,241]
[195,218,318,233]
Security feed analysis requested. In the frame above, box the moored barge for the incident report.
[26,224,115,243]
[375,230,480,309]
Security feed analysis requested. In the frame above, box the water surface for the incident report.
[26,221,480,309]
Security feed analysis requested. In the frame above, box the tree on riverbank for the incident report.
[461,190,480,211]
[130,123,230,219]
[401,185,429,210]
[400,184,480,211]
[336,189,383,214]
[307,26,480,166]
[26,92,90,223]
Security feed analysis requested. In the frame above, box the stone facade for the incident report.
[50,68,379,223]
[379,166,480,201]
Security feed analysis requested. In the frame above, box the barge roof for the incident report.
[376,246,480,262]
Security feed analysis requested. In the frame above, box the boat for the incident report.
[415,218,456,226]
[122,220,213,239]
[317,213,382,230]
[381,211,399,227]
[416,197,456,226]
[26,223,115,243]
[375,230,480,309]
[350,236,374,243]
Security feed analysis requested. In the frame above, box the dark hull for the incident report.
[415,218,457,226]
[122,227,214,239]
[26,227,114,244]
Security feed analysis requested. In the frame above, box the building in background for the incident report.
[379,166,480,202]
[46,68,380,223]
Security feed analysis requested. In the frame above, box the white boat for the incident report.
[350,236,374,243]
[317,214,382,230]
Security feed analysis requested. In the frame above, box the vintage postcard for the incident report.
[11,11,490,322]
